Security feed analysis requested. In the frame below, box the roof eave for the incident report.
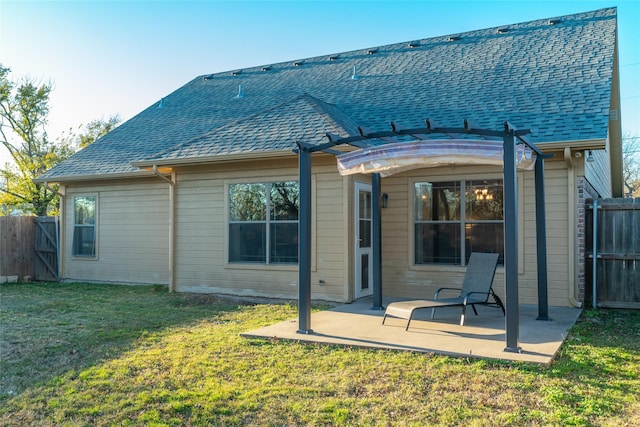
[131,149,296,169]
[536,138,607,153]
[34,170,156,184]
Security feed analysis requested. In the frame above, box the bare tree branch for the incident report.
[622,133,640,197]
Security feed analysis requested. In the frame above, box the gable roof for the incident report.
[138,94,361,165]
[39,7,617,182]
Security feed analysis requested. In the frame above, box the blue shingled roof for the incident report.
[40,7,617,180]
[145,94,361,162]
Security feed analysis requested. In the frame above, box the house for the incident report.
[37,8,621,309]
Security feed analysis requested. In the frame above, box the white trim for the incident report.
[354,181,373,298]
[70,193,99,261]
[408,174,506,269]
[222,175,316,271]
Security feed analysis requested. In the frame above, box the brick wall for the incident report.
[576,177,599,303]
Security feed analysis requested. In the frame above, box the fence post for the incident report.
[592,199,598,309]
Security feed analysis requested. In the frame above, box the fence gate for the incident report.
[585,198,640,309]
[35,216,59,281]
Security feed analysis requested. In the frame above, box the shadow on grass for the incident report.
[0,282,248,401]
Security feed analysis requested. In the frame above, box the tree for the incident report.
[622,133,640,198]
[0,64,66,215]
[59,115,120,150]
[0,65,119,215]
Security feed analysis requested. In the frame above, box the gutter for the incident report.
[132,150,295,168]
[537,138,607,153]
[563,148,583,308]
[43,181,64,197]
[33,170,156,184]
[152,165,176,293]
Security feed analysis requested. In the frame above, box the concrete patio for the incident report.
[242,297,582,365]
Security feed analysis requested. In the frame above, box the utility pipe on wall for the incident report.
[563,148,583,308]
[152,166,176,292]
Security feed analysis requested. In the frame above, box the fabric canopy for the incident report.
[336,139,536,177]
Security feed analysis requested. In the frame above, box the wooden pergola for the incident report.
[295,120,553,352]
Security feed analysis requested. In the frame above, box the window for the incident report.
[414,179,503,265]
[72,195,96,257]
[228,181,299,264]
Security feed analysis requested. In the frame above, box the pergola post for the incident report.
[503,128,521,352]
[371,173,384,310]
[297,146,313,334]
[535,157,550,320]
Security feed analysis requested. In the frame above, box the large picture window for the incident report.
[72,195,97,257]
[228,181,299,264]
[414,179,503,265]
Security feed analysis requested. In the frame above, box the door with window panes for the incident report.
[355,182,373,298]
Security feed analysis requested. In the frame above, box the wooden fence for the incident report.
[585,198,640,309]
[34,216,60,281]
[0,216,36,281]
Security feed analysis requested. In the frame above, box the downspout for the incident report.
[152,166,176,292]
[563,148,583,307]
[44,182,64,280]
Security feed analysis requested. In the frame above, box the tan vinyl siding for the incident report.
[584,149,612,197]
[519,161,571,305]
[174,156,349,302]
[379,161,573,307]
[63,179,170,285]
[59,155,575,307]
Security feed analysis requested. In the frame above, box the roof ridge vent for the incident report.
[496,27,509,34]
[293,60,304,66]
[351,66,358,80]
[447,35,461,42]
[235,84,243,99]
[203,75,213,80]
[261,65,272,72]
[329,54,339,61]
[232,70,242,76]
[367,48,378,55]
[548,17,562,25]
[408,41,420,48]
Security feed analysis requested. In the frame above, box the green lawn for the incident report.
[1,282,638,426]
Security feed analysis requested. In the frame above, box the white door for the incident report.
[355,182,373,298]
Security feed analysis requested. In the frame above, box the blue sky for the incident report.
[1,1,639,165]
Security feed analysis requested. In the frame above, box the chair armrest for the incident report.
[434,287,461,299]
[462,291,491,303]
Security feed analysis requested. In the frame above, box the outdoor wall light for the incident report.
[381,193,389,208]
[586,150,595,163]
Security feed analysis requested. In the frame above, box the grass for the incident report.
[1,282,639,426]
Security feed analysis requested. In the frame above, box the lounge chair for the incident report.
[382,252,504,329]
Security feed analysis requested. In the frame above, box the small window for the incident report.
[72,195,96,257]
[228,181,299,264]
[414,179,503,265]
